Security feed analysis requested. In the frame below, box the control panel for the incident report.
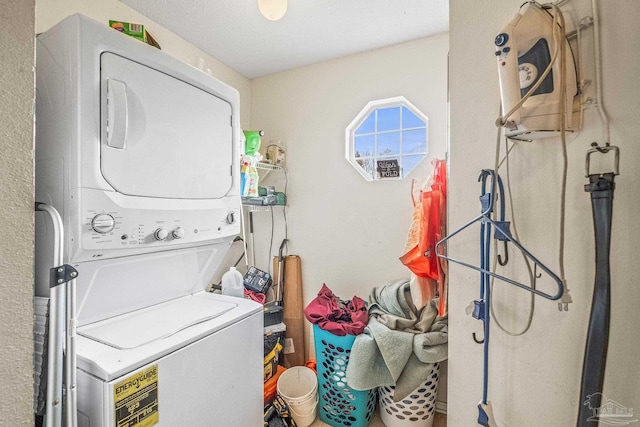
[84,209,238,248]
[77,189,241,259]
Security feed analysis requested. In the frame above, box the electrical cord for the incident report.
[240,199,250,269]
[489,2,572,335]
[547,2,571,309]
[282,166,289,242]
[265,165,289,305]
[491,121,537,336]
[268,206,275,275]
[266,165,289,273]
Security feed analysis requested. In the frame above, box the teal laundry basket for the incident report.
[313,324,377,427]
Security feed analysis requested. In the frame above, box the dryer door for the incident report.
[100,52,233,199]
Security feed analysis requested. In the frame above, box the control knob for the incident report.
[154,228,169,241]
[172,227,185,239]
[91,214,115,234]
[226,211,236,225]
[495,32,509,47]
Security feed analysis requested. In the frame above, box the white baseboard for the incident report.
[435,400,447,414]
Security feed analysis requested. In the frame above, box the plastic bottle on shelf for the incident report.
[247,159,259,197]
[240,161,249,196]
[243,130,264,157]
[221,267,244,298]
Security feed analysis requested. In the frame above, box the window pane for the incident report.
[402,155,424,176]
[354,134,375,158]
[355,113,375,135]
[402,106,426,129]
[356,158,375,179]
[377,132,400,156]
[346,98,429,181]
[377,107,400,132]
[402,129,427,154]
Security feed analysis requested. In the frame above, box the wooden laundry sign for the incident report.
[377,159,400,179]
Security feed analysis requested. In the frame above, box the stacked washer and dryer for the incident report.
[34,14,262,427]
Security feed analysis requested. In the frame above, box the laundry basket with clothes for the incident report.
[345,279,448,426]
[304,284,376,427]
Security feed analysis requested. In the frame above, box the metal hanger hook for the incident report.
[497,241,509,266]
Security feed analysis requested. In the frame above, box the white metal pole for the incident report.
[37,203,64,427]
[65,275,78,427]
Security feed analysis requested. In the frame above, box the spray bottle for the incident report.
[243,130,264,157]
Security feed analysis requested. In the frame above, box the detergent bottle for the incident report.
[240,160,249,196]
[221,267,244,298]
[247,159,259,197]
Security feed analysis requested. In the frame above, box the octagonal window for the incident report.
[346,97,428,181]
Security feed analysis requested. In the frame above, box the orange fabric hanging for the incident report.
[400,159,447,315]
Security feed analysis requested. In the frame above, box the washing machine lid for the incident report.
[100,52,233,199]
[76,292,263,380]
[78,293,236,350]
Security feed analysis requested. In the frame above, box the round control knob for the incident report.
[154,228,169,241]
[519,62,538,89]
[495,33,509,47]
[172,227,185,239]
[226,211,236,225]
[91,214,115,234]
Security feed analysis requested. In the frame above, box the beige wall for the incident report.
[35,0,252,128]
[250,34,449,298]
[449,1,640,425]
[250,34,449,402]
[0,1,36,426]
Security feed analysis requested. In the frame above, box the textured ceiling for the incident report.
[120,0,449,79]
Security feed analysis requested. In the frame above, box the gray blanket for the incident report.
[345,279,448,400]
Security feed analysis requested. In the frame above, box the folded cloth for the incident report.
[304,283,368,336]
[345,279,448,400]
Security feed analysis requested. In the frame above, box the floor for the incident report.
[309,410,447,427]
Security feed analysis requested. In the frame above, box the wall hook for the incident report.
[472,331,485,344]
[497,241,509,266]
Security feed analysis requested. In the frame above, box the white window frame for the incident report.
[345,96,429,181]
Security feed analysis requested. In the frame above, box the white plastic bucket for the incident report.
[277,366,318,427]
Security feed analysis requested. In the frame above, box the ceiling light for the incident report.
[258,0,287,21]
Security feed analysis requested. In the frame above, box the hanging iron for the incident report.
[495,1,579,140]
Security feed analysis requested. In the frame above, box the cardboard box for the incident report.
[273,255,306,367]
[109,20,161,49]
[109,20,146,42]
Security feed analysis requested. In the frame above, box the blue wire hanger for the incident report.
[435,169,564,427]
[436,169,564,301]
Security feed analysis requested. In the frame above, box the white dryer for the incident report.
[35,14,262,426]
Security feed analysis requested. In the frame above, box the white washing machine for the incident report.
[35,14,262,426]
[75,290,262,426]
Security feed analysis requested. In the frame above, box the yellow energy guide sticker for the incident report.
[114,365,159,427]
